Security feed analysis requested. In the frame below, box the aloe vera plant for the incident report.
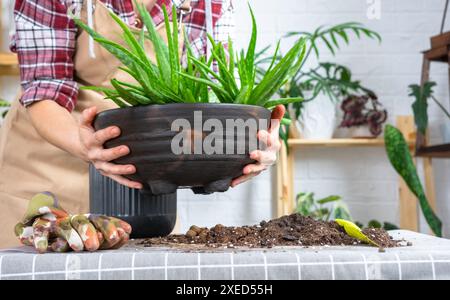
[183,6,306,109]
[74,3,209,107]
[74,2,305,111]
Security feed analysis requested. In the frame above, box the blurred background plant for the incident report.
[0,98,10,119]
[339,93,388,137]
[295,191,399,230]
[256,22,382,144]
[409,81,450,136]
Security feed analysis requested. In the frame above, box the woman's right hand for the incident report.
[78,106,143,189]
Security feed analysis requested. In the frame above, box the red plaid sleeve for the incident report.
[12,0,79,112]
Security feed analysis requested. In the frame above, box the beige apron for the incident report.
[0,0,186,247]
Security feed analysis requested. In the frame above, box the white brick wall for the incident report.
[1,1,449,235]
[230,0,450,236]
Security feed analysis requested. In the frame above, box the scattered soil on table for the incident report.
[140,214,399,250]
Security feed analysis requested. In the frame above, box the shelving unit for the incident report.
[273,116,435,233]
[288,138,386,147]
[0,4,19,76]
[0,52,19,76]
[418,33,450,158]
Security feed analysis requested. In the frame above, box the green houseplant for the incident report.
[254,23,381,144]
[74,3,307,196]
[384,125,442,237]
[409,81,450,142]
[0,98,10,119]
[75,4,305,111]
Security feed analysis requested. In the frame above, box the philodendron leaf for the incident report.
[335,219,379,247]
[384,124,442,236]
[409,82,436,135]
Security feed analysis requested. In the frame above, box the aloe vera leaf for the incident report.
[263,97,304,108]
[111,79,147,105]
[250,47,298,102]
[111,80,145,94]
[108,11,152,67]
[74,18,140,69]
[237,49,248,88]
[162,5,178,92]
[209,43,239,96]
[179,73,233,103]
[135,2,171,84]
[117,66,163,100]
[228,36,235,75]
[80,86,117,93]
[335,219,379,247]
[245,4,257,81]
[189,55,237,100]
[384,125,442,237]
[172,5,180,92]
[234,85,249,104]
[199,84,209,103]
[110,79,139,105]
[92,37,152,73]
[286,39,307,79]
[266,40,281,73]
[252,39,305,105]
[139,27,145,48]
[184,88,197,103]
[103,90,129,108]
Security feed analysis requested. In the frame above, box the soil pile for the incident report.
[141,214,399,249]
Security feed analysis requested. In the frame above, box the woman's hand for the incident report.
[231,105,285,187]
[27,100,142,189]
[79,107,143,189]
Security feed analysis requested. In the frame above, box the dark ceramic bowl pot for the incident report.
[89,165,176,238]
[93,103,271,195]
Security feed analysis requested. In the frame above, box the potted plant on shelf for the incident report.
[338,93,388,138]
[266,23,381,141]
[76,3,305,194]
[75,4,306,236]
[409,81,450,143]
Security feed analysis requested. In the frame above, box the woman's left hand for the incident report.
[231,105,285,187]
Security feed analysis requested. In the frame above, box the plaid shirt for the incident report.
[11,0,234,112]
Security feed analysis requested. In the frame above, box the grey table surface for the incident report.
[0,230,449,280]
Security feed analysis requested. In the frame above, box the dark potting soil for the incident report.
[140,213,399,249]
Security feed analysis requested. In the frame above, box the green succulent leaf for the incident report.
[384,125,442,236]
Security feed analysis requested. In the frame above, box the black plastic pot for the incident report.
[93,103,271,195]
[89,165,177,238]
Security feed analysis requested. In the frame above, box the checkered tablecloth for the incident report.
[1,230,450,280]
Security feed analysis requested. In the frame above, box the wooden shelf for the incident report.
[416,143,450,158]
[288,138,386,147]
[0,52,19,76]
[0,52,18,67]
[423,46,449,62]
